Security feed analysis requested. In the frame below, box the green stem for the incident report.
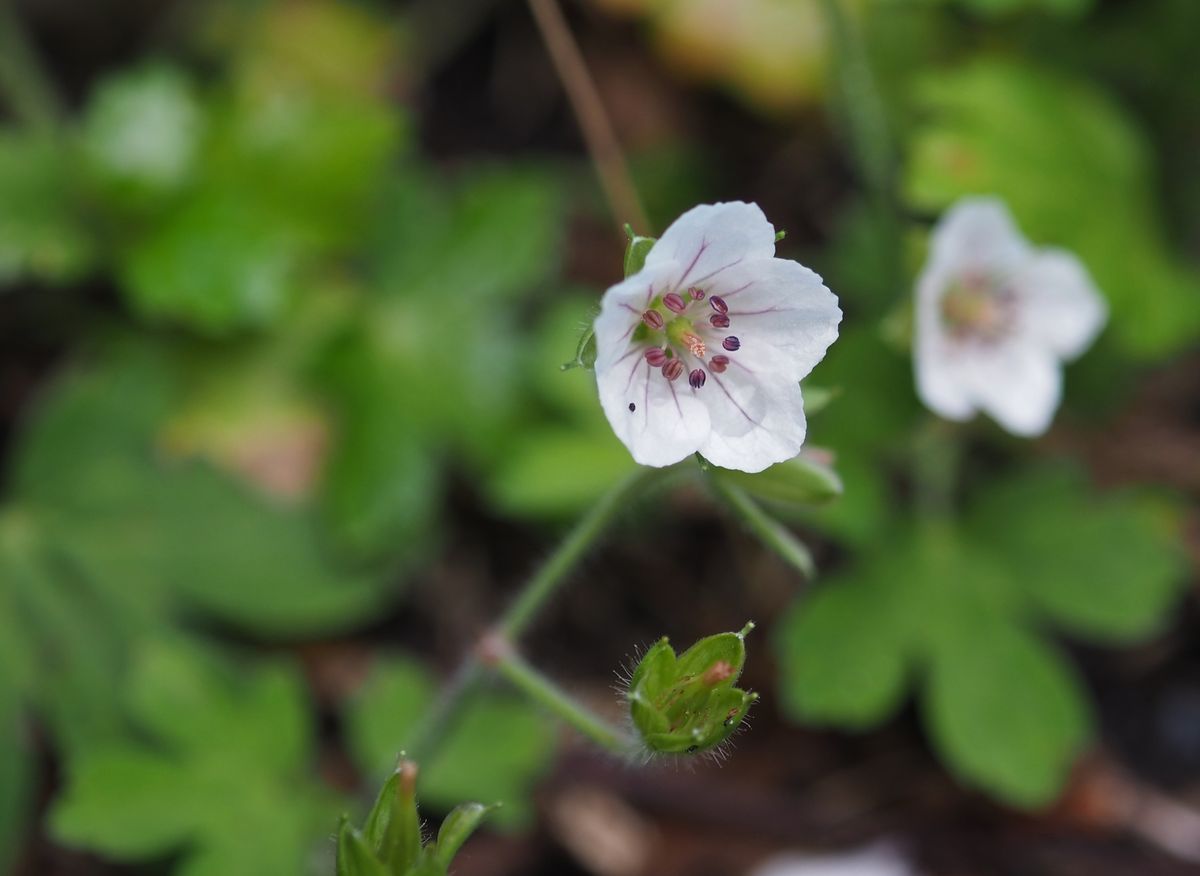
[405,466,666,760]
[0,4,63,132]
[817,0,892,200]
[498,466,662,639]
[492,647,634,755]
[706,474,817,581]
[912,417,963,520]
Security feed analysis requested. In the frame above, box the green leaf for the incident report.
[486,428,637,519]
[924,623,1089,808]
[433,802,497,868]
[345,657,555,827]
[904,59,1200,358]
[970,466,1188,642]
[50,641,333,874]
[12,347,396,637]
[0,130,95,283]
[775,575,909,728]
[0,660,31,874]
[82,64,204,198]
[119,189,302,333]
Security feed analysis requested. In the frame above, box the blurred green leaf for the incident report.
[777,460,1188,806]
[0,130,95,284]
[969,466,1188,641]
[775,570,909,728]
[433,802,498,868]
[50,640,334,875]
[82,64,204,200]
[905,58,1200,358]
[0,657,32,874]
[345,657,555,827]
[924,622,1089,807]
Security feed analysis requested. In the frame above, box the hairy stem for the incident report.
[526,0,649,234]
[490,643,635,755]
[405,467,664,760]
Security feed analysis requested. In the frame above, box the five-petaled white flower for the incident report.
[594,202,841,473]
[914,196,1107,437]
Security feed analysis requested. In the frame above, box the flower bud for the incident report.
[336,757,497,876]
[626,622,758,755]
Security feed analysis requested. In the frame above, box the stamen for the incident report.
[709,355,729,373]
[722,336,740,352]
[682,331,707,358]
[663,293,687,314]
[709,313,730,329]
[709,295,728,314]
[642,310,665,330]
[644,347,668,367]
[689,368,707,389]
[688,286,705,301]
[662,359,685,381]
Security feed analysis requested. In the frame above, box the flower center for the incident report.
[939,272,1016,343]
[639,286,742,389]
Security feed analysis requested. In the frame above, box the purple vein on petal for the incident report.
[720,281,755,300]
[710,373,760,426]
[728,305,785,317]
[688,257,743,289]
[676,239,709,289]
[667,374,684,419]
[622,353,642,393]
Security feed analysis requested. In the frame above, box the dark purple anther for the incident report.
[663,292,687,314]
[642,310,664,330]
[709,295,728,314]
[688,286,705,301]
[710,313,730,329]
[709,355,730,373]
[644,347,668,367]
[662,359,685,381]
[688,368,707,389]
[722,336,741,352]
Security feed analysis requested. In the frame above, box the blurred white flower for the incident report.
[914,196,1107,437]
[750,842,919,876]
[594,202,841,473]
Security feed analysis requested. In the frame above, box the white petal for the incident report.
[961,339,1062,437]
[713,257,843,382]
[751,843,918,876]
[914,332,975,422]
[596,352,709,467]
[1014,248,1107,360]
[926,196,1032,280]
[698,373,807,473]
[644,201,776,291]
[593,260,680,372]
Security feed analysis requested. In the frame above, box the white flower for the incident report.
[594,202,842,473]
[751,843,919,876]
[914,197,1107,437]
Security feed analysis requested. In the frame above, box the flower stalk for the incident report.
[485,637,635,756]
[704,467,817,581]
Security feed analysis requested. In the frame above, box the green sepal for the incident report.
[623,225,656,278]
[710,454,842,509]
[378,762,421,872]
[336,821,390,876]
[627,623,758,754]
[562,322,597,371]
[433,802,499,868]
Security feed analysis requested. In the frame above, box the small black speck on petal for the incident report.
[628,402,636,412]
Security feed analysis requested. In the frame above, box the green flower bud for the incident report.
[626,622,758,755]
[336,758,497,876]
